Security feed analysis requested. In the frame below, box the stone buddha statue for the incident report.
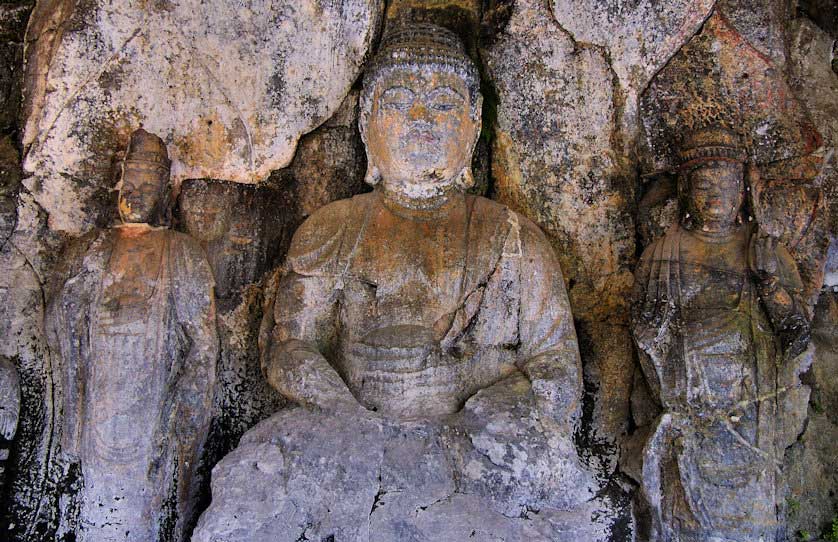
[46,129,219,542]
[629,126,812,542]
[194,23,599,542]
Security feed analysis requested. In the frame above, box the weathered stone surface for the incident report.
[22,0,384,234]
[783,17,838,541]
[717,0,791,64]
[798,0,838,38]
[265,90,370,225]
[0,191,60,541]
[483,0,636,472]
[549,0,714,120]
[789,17,838,237]
[630,127,815,542]
[196,22,610,541]
[0,354,20,490]
[177,178,286,509]
[45,130,218,542]
[0,3,29,135]
[785,291,838,541]
[195,406,616,542]
[642,9,822,172]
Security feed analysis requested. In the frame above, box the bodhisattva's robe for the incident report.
[46,227,218,542]
[631,223,810,542]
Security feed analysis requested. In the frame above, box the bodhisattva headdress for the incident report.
[123,128,171,172]
[675,121,752,227]
[359,23,482,187]
[677,126,747,172]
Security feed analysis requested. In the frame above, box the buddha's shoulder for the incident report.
[466,195,550,248]
[303,193,372,227]
[287,193,372,271]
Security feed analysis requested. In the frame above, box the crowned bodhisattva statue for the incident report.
[193,24,599,542]
[46,129,219,542]
[630,126,812,542]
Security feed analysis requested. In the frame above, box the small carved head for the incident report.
[118,128,171,224]
[359,24,482,204]
[677,126,748,231]
[178,179,233,242]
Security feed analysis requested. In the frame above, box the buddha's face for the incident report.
[365,67,480,201]
[118,161,168,224]
[684,161,744,230]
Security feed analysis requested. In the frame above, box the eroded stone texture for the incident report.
[195,23,605,541]
[195,407,616,542]
[783,16,838,540]
[265,90,370,226]
[549,0,714,126]
[22,0,384,234]
[789,17,838,237]
[639,8,829,310]
[177,179,286,505]
[45,130,218,542]
[642,9,822,172]
[629,127,814,542]
[482,0,636,479]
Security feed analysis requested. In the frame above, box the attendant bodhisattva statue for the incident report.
[47,129,218,542]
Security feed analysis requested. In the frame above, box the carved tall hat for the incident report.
[124,128,171,170]
[677,125,747,171]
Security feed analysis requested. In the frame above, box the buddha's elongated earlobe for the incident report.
[456,166,475,189]
[365,162,382,186]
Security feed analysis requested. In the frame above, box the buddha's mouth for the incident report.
[407,127,438,143]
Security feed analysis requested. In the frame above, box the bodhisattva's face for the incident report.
[365,68,480,202]
[118,162,168,224]
[684,161,744,230]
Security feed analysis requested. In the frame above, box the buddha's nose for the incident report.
[408,102,430,121]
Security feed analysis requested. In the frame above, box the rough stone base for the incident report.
[194,399,624,542]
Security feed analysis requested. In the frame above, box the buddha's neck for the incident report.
[683,220,742,242]
[380,184,461,220]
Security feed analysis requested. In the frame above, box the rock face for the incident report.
[783,16,838,541]
[21,0,383,234]
[482,0,637,480]
[194,407,615,542]
[176,178,287,507]
[549,0,715,124]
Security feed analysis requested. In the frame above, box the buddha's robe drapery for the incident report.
[192,191,597,542]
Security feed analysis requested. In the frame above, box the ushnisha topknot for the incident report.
[124,128,171,170]
[677,125,747,171]
[360,23,482,119]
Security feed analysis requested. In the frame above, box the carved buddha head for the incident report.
[118,128,171,224]
[677,126,748,232]
[359,23,482,208]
